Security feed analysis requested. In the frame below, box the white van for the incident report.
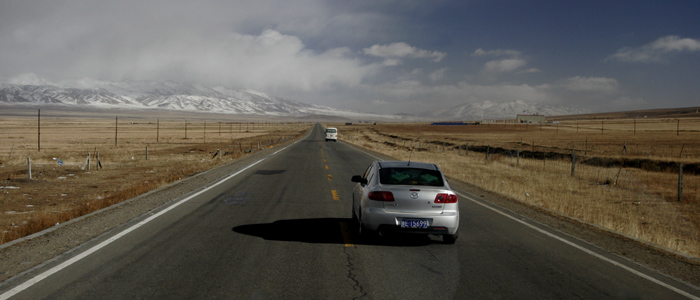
[325,127,338,142]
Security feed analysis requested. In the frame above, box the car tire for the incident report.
[443,231,458,244]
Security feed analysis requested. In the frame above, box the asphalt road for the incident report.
[1,124,699,299]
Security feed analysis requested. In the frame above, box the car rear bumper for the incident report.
[362,208,459,235]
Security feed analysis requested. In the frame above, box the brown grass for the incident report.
[335,119,700,258]
[0,112,312,244]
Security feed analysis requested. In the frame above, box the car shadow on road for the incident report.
[232,218,435,247]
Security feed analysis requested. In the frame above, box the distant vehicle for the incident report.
[351,160,459,243]
[325,127,337,142]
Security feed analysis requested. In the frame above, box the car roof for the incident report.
[376,160,438,170]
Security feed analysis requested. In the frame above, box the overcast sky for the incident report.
[1,0,698,114]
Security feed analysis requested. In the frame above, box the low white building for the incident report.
[516,114,545,124]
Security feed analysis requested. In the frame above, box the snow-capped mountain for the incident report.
[1,74,588,121]
[0,76,400,120]
[422,99,590,121]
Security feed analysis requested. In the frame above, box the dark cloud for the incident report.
[1,1,698,114]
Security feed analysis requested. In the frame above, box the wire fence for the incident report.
[0,114,308,163]
[362,117,700,162]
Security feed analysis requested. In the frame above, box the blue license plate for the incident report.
[401,219,429,229]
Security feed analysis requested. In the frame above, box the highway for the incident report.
[1,124,698,299]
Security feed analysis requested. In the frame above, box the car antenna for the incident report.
[408,150,412,166]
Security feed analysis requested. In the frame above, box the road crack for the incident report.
[343,247,368,300]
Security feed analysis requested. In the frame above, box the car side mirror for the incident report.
[351,175,367,185]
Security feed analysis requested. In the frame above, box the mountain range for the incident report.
[425,99,590,121]
[0,74,589,121]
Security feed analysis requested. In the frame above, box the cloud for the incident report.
[483,58,528,73]
[120,29,376,92]
[365,79,556,114]
[430,68,448,81]
[520,68,541,74]
[560,76,618,92]
[0,1,390,93]
[471,48,521,57]
[473,48,531,74]
[362,42,446,64]
[4,24,379,92]
[609,35,700,63]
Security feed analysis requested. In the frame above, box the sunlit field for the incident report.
[336,117,700,258]
[0,111,312,244]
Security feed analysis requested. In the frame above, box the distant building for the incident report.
[517,114,545,124]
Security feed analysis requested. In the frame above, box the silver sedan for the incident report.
[351,160,459,244]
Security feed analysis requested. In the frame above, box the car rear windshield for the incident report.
[379,168,444,186]
[326,129,336,133]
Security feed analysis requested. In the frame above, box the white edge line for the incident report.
[0,141,299,300]
[458,191,700,300]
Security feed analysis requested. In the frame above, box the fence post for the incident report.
[571,149,576,177]
[678,163,683,202]
[517,149,520,166]
[486,146,490,160]
[146,146,149,160]
[115,116,118,146]
[83,152,91,170]
[38,109,41,152]
[27,157,32,179]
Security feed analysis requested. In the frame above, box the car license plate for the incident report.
[400,219,429,229]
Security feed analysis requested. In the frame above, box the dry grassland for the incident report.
[336,118,700,258]
[0,112,311,244]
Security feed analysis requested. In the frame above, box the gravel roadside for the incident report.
[1,137,699,291]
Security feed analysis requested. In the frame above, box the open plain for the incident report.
[0,108,699,296]
[0,107,312,244]
[333,114,700,259]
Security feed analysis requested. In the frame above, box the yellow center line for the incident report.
[339,221,355,247]
[331,190,340,200]
[327,174,333,181]
[325,165,329,170]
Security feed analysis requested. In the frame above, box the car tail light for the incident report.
[368,191,395,202]
[435,193,457,203]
